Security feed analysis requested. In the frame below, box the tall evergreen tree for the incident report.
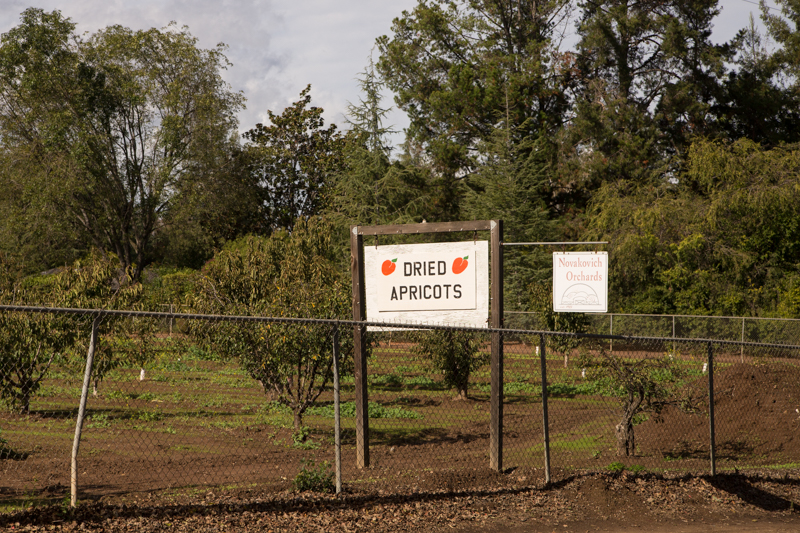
[377,0,574,221]
[329,57,429,228]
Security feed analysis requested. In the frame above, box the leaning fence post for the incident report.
[539,335,551,484]
[332,323,342,495]
[71,315,99,508]
[707,341,716,476]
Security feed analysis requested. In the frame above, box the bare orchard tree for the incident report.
[578,345,702,456]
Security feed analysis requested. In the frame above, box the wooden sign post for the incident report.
[350,220,504,471]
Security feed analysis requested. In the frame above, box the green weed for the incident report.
[292,459,334,493]
[607,461,625,473]
[87,414,111,429]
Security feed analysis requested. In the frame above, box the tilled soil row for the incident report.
[2,470,799,532]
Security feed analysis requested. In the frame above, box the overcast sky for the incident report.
[0,0,776,147]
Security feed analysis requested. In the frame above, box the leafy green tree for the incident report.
[155,141,267,269]
[0,9,244,280]
[414,330,487,400]
[762,0,800,96]
[243,87,346,232]
[465,125,556,308]
[561,0,726,203]
[587,138,800,316]
[0,311,77,413]
[715,15,800,146]
[192,218,360,436]
[377,0,573,218]
[0,250,146,411]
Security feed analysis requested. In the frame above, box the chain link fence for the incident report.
[2,306,799,507]
[506,311,800,348]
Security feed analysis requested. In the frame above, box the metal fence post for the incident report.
[609,314,614,353]
[672,315,676,354]
[332,323,342,495]
[708,341,716,476]
[71,315,99,508]
[539,335,551,484]
[741,318,745,363]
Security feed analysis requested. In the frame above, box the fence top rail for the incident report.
[506,310,800,324]
[2,304,800,352]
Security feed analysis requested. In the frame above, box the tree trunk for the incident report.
[293,410,304,439]
[19,378,33,414]
[615,420,635,456]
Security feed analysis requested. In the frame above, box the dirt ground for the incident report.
[2,348,799,531]
[0,469,799,532]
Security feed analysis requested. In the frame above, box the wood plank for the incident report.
[350,225,369,469]
[357,220,492,236]
[489,219,504,471]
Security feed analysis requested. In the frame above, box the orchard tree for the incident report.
[414,329,487,400]
[0,251,145,412]
[192,218,362,437]
[528,281,589,367]
[577,348,700,456]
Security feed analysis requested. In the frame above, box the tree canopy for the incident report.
[0,9,244,279]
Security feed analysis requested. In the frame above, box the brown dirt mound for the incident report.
[638,362,800,465]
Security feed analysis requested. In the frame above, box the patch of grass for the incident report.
[607,461,625,473]
[211,420,241,430]
[477,381,539,395]
[306,401,422,420]
[371,373,404,388]
[156,360,190,372]
[404,376,437,387]
[606,462,645,474]
[133,409,163,422]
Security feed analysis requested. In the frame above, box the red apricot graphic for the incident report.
[452,256,469,274]
[382,258,397,275]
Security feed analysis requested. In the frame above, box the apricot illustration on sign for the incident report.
[381,258,397,275]
[452,256,469,274]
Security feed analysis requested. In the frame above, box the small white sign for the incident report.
[365,241,489,327]
[552,252,608,313]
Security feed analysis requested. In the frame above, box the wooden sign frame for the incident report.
[350,220,504,471]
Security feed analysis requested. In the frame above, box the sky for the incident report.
[0,0,778,147]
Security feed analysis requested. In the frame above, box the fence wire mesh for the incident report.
[1,306,799,506]
[507,311,800,347]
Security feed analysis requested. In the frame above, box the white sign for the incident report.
[552,252,608,313]
[365,241,489,327]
